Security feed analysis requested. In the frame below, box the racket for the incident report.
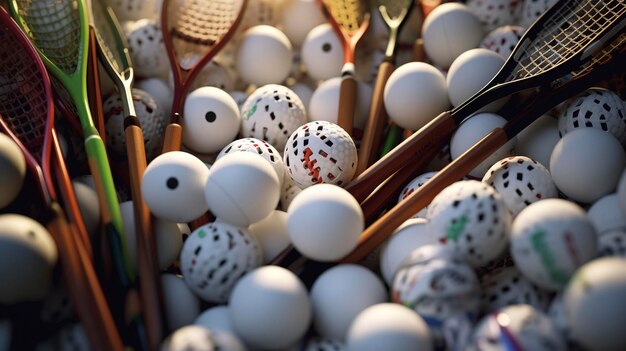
[8,0,134,283]
[318,0,371,136]
[160,0,247,153]
[346,0,626,203]
[87,0,164,347]
[0,8,124,351]
[343,31,626,263]
[356,0,414,175]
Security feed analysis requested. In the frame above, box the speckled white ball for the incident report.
[447,48,506,109]
[160,274,201,331]
[161,325,215,351]
[515,114,560,168]
[247,210,290,263]
[235,25,293,85]
[229,266,311,350]
[287,184,363,261]
[135,78,172,116]
[480,25,526,59]
[346,303,433,351]
[564,257,626,351]
[280,0,326,47]
[588,193,626,235]
[550,128,626,204]
[217,137,284,182]
[142,151,209,222]
[283,121,357,189]
[422,3,484,68]
[304,338,345,351]
[205,152,280,227]
[108,0,156,22]
[0,134,26,209]
[182,87,241,154]
[597,230,626,258]
[467,0,524,32]
[397,171,439,219]
[426,180,511,268]
[520,0,559,28]
[301,24,343,81]
[240,84,308,151]
[311,264,387,341]
[480,266,551,314]
[511,199,597,291]
[125,19,169,79]
[383,62,450,131]
[180,222,262,303]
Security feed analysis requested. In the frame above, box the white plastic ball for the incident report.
[288,82,314,111]
[236,25,293,85]
[301,24,343,81]
[483,156,558,216]
[588,193,626,235]
[161,274,201,331]
[180,221,261,303]
[450,112,514,178]
[283,121,357,189]
[287,184,363,261]
[480,266,551,314]
[280,0,326,47]
[427,180,511,267]
[217,137,284,182]
[346,303,433,351]
[383,62,450,131]
[186,60,235,93]
[515,114,560,167]
[422,3,484,68]
[125,19,169,79]
[558,88,626,145]
[564,257,626,351]
[182,87,241,154]
[72,181,101,237]
[597,230,626,258]
[304,338,345,351]
[228,91,248,110]
[511,199,597,291]
[108,0,156,22]
[550,128,626,204]
[142,151,209,223]
[0,134,26,209]
[161,325,215,351]
[397,171,439,218]
[205,152,280,227]
[281,173,303,211]
[135,78,172,116]
[229,266,311,350]
[240,84,308,151]
[247,210,290,263]
[379,218,436,285]
[520,0,559,28]
[195,305,234,333]
[480,25,526,59]
[0,214,57,304]
[311,264,387,341]
[467,0,524,32]
[618,168,626,217]
[447,48,506,109]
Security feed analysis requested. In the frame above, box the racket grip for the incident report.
[356,60,395,176]
[338,74,357,136]
[162,113,183,153]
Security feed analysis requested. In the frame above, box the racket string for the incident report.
[323,0,369,34]
[15,0,82,74]
[91,1,126,74]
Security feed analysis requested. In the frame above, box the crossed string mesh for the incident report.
[0,22,48,160]
[573,32,626,79]
[167,0,245,67]
[91,0,128,74]
[322,0,369,35]
[376,0,411,23]
[14,0,82,75]
[510,0,626,81]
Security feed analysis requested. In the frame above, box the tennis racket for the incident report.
[0,8,124,351]
[346,0,626,203]
[318,0,371,136]
[160,0,247,153]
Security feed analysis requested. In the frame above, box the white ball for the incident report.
[598,230,626,258]
[288,82,314,111]
[467,0,524,32]
[308,77,373,132]
[311,264,387,341]
[383,62,450,131]
[194,306,235,334]
[619,168,626,216]
[346,303,433,351]
[229,266,311,350]
[205,152,280,227]
[515,114,560,167]
[447,48,507,111]
[304,338,346,351]
[235,25,293,85]
[72,181,101,237]
[520,0,559,28]
[397,171,439,218]
[183,87,241,154]
[135,78,172,116]
[287,184,363,261]
[125,19,169,79]
[379,218,435,285]
[511,199,597,291]
[108,0,156,22]
[0,214,57,304]
[185,60,235,93]
[142,151,209,223]
[480,25,526,59]
[422,3,484,68]
[281,173,304,211]
[450,112,514,178]
[564,257,626,351]
[426,180,511,267]
[0,134,25,209]
[217,137,284,182]
[550,128,626,204]
[161,325,215,351]
[280,0,326,47]
[480,266,551,314]
[588,193,626,235]
[160,274,201,331]
[247,210,290,263]
[301,24,343,81]
[283,121,357,189]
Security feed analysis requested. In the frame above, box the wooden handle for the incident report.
[356,61,395,176]
[346,111,457,203]
[414,38,426,62]
[337,75,358,136]
[161,113,183,153]
[342,128,509,263]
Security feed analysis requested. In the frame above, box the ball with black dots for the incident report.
[217,137,284,182]
[467,0,524,32]
[304,338,345,351]
[125,19,169,79]
[597,230,626,258]
[398,171,438,219]
[480,25,525,59]
[480,266,551,314]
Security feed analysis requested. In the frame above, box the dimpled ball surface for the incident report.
[398,171,438,219]
[480,266,550,314]
[480,25,525,59]
[483,156,558,216]
[427,180,511,268]
[125,19,169,79]
[240,84,307,152]
[217,137,284,183]
[0,134,26,209]
[284,121,357,189]
[510,199,597,291]
[180,222,262,303]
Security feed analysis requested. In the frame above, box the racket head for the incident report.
[376,0,413,29]
[0,7,56,202]
[319,0,371,61]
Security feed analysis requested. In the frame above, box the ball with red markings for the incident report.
[467,0,524,32]
[217,137,284,183]
[283,121,357,189]
[398,171,438,219]
[480,25,526,59]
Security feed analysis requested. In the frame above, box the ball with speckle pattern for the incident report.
[467,0,524,32]
[480,266,551,314]
[398,171,439,219]
[480,25,526,59]
[161,325,215,351]
[217,137,284,183]
[597,230,626,258]
[520,0,559,28]
[125,19,169,79]
[304,338,345,351]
